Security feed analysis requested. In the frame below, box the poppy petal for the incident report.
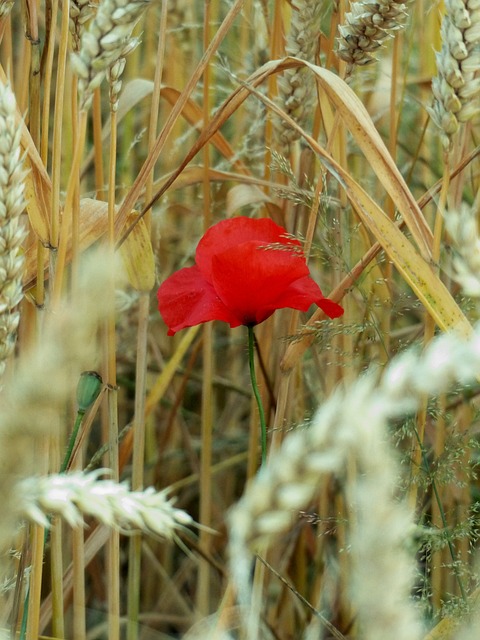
[316,297,344,319]
[157,266,242,335]
[196,216,302,280]
[210,240,314,325]
[266,275,343,320]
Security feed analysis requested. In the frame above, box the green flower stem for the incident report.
[247,325,267,466]
[60,409,85,473]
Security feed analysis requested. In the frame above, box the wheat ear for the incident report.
[429,0,480,150]
[275,0,322,149]
[18,470,193,539]
[444,205,480,297]
[336,0,409,75]
[71,0,150,109]
[0,81,27,381]
[0,1,13,18]
[70,0,97,52]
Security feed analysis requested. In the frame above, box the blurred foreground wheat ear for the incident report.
[228,323,480,640]
[0,251,113,618]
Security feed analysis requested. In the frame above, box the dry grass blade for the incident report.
[23,156,51,246]
[300,58,433,259]
[334,168,471,335]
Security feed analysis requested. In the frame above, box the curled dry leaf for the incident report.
[23,156,51,246]
[226,183,274,217]
[23,198,155,292]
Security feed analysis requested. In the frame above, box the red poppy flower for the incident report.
[157,217,344,335]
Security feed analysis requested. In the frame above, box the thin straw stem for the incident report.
[92,88,105,200]
[50,0,70,254]
[51,110,87,306]
[126,2,168,627]
[106,103,120,640]
[40,0,57,165]
[25,525,45,640]
[72,529,86,639]
[126,292,150,640]
[197,0,215,616]
[72,441,86,640]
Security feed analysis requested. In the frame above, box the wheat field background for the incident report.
[0,0,480,638]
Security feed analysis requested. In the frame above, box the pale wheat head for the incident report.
[336,1,409,76]
[106,37,139,111]
[0,81,26,381]
[71,0,150,109]
[18,470,193,540]
[444,205,480,297]
[70,0,97,52]
[0,1,13,18]
[275,0,323,149]
[429,0,480,150]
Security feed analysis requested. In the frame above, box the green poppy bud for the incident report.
[76,371,103,412]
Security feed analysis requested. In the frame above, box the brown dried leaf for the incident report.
[226,184,273,216]
[24,199,154,292]
[120,212,155,292]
